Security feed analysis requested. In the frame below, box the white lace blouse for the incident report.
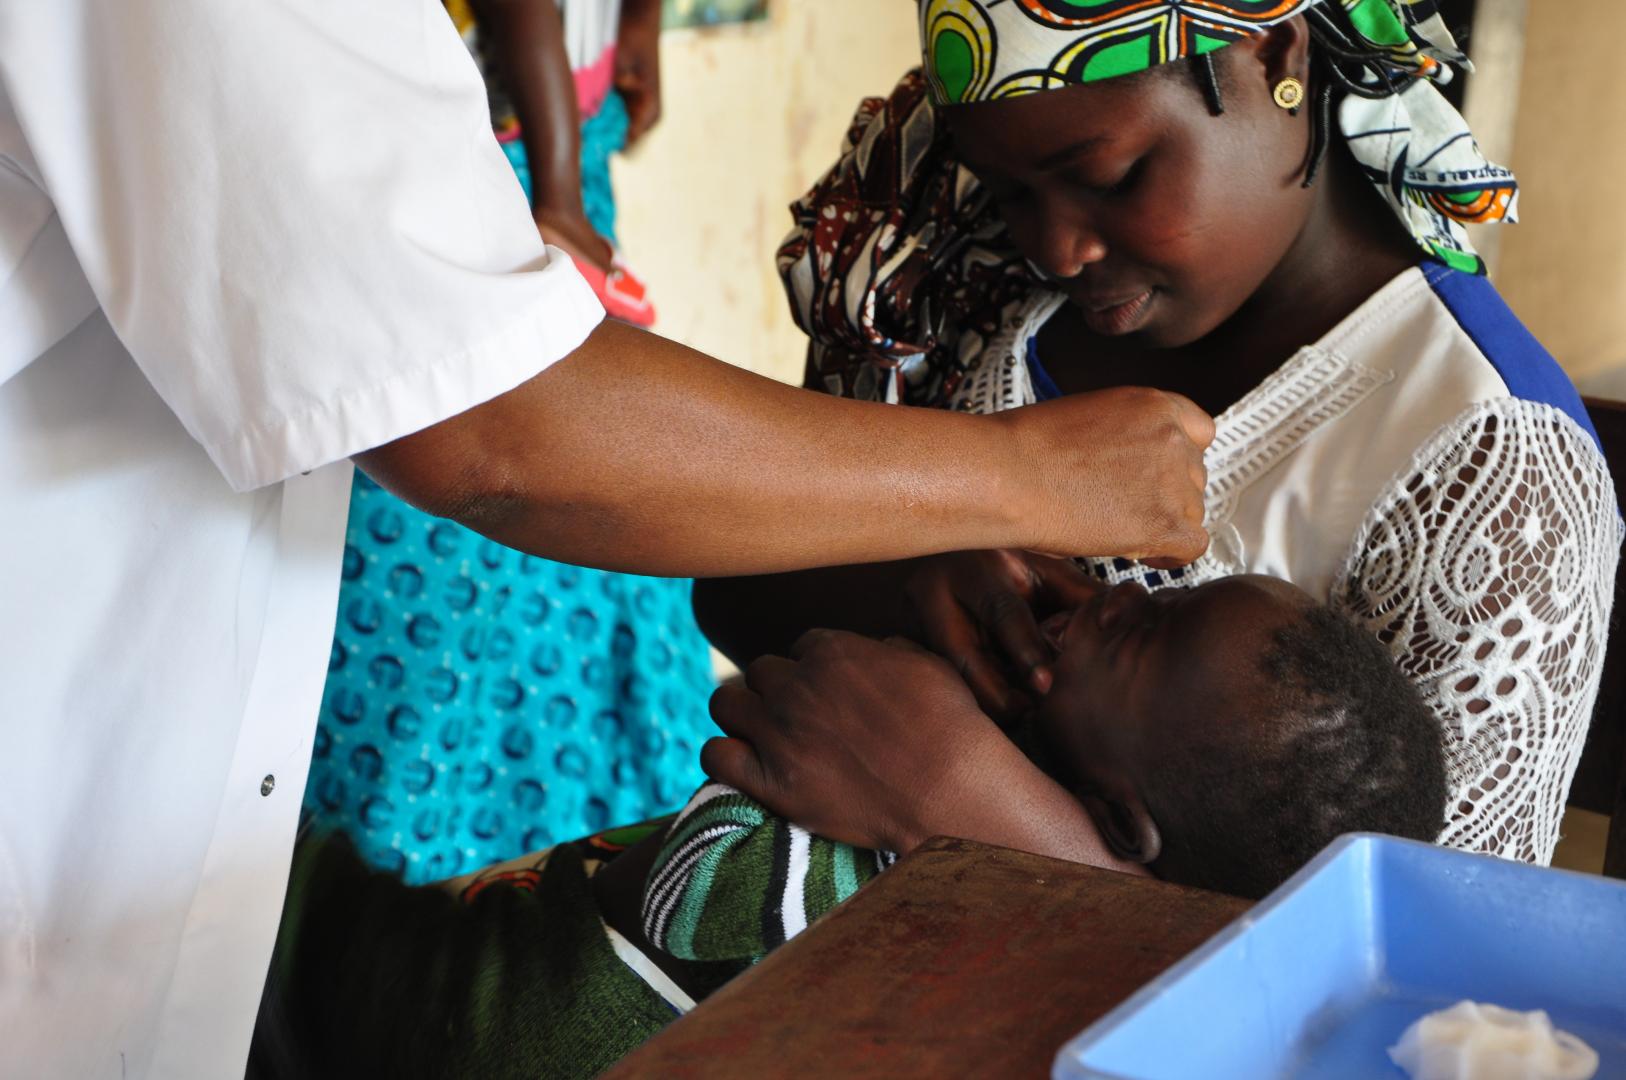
[950,263,1621,865]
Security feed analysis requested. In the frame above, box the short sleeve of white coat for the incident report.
[0,0,603,491]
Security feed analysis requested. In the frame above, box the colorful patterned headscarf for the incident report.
[921,0,1318,103]
[917,0,1516,273]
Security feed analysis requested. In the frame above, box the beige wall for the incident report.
[611,2,919,385]
[1494,0,1626,389]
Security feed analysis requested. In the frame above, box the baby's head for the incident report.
[1036,574,1447,899]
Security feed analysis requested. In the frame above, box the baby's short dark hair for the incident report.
[1148,605,1448,899]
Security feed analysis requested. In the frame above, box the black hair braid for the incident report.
[1189,4,1434,188]
[1301,72,1337,188]
[1195,50,1225,116]
[1301,4,1428,187]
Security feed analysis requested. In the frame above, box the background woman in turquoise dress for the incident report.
[302,0,713,884]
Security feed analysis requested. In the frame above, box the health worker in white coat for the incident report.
[0,3,1213,1076]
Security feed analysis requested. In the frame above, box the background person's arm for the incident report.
[358,319,1213,578]
[614,0,662,147]
[473,0,612,268]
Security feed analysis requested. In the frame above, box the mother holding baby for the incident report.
[698,0,1620,868]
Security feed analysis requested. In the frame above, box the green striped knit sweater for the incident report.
[641,783,897,963]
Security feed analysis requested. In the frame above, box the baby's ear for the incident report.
[1083,792,1162,865]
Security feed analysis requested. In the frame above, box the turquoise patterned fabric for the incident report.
[304,473,716,884]
[305,87,711,885]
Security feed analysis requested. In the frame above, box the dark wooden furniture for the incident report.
[602,837,1250,1079]
[1577,397,1626,878]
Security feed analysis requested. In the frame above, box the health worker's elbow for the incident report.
[354,436,536,537]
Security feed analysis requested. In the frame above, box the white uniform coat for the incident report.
[0,3,602,1074]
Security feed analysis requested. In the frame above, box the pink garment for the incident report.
[574,43,616,119]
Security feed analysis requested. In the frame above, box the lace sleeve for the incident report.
[1335,398,1621,864]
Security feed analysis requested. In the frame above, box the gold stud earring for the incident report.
[1273,76,1305,113]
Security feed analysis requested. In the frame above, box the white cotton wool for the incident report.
[1388,1001,1599,1080]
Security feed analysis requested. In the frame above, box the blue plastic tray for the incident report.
[1054,834,1626,1079]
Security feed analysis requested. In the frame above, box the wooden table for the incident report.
[603,836,1251,1078]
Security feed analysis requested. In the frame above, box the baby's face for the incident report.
[1033,574,1314,797]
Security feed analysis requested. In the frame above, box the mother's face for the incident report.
[942,34,1315,350]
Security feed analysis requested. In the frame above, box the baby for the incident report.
[642,575,1449,965]
[251,576,1448,1078]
